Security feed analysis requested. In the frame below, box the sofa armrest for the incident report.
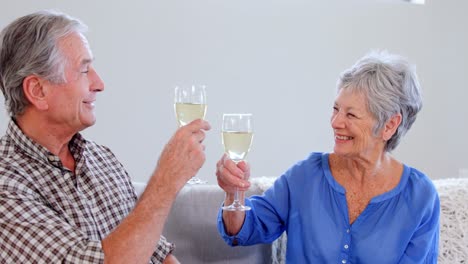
[132,178,276,263]
[162,184,272,264]
[434,178,468,263]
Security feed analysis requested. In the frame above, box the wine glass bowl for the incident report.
[174,85,207,185]
[174,85,207,127]
[222,131,253,163]
[221,113,253,211]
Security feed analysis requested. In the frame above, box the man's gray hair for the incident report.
[336,50,423,152]
[0,10,88,117]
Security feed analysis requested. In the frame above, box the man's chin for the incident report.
[79,118,96,131]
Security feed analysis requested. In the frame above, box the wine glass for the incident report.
[221,113,254,211]
[174,85,207,184]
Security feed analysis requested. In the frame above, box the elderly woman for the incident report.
[215,51,439,263]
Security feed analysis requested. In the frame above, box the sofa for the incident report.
[133,177,468,263]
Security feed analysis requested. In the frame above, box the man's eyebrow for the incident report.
[80,58,94,66]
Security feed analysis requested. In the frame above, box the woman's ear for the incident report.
[382,113,402,141]
[22,75,49,111]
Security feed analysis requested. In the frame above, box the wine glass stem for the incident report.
[234,187,240,204]
[232,160,243,205]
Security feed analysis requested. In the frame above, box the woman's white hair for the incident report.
[336,50,423,152]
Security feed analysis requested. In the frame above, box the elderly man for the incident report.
[0,10,210,263]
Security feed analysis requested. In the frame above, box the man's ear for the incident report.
[22,75,49,110]
[382,113,402,141]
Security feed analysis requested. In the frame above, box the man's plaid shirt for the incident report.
[0,120,174,263]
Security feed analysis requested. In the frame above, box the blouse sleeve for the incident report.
[217,174,290,246]
[399,189,440,263]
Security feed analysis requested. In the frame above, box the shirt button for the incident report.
[48,155,54,162]
[346,229,350,233]
[344,244,349,249]
[342,260,347,264]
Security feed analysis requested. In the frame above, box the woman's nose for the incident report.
[331,112,345,129]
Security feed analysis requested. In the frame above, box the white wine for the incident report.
[175,103,207,126]
[222,131,253,162]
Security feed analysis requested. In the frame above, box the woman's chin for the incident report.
[333,146,345,154]
[333,146,354,157]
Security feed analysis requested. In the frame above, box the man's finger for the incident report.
[194,130,206,143]
[185,119,211,132]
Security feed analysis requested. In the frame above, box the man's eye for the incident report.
[347,113,356,118]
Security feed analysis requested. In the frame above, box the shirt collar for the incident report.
[6,118,87,166]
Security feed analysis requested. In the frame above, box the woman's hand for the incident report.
[216,154,251,235]
[216,154,251,195]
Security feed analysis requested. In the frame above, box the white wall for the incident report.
[1,0,467,184]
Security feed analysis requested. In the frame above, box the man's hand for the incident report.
[155,119,211,192]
